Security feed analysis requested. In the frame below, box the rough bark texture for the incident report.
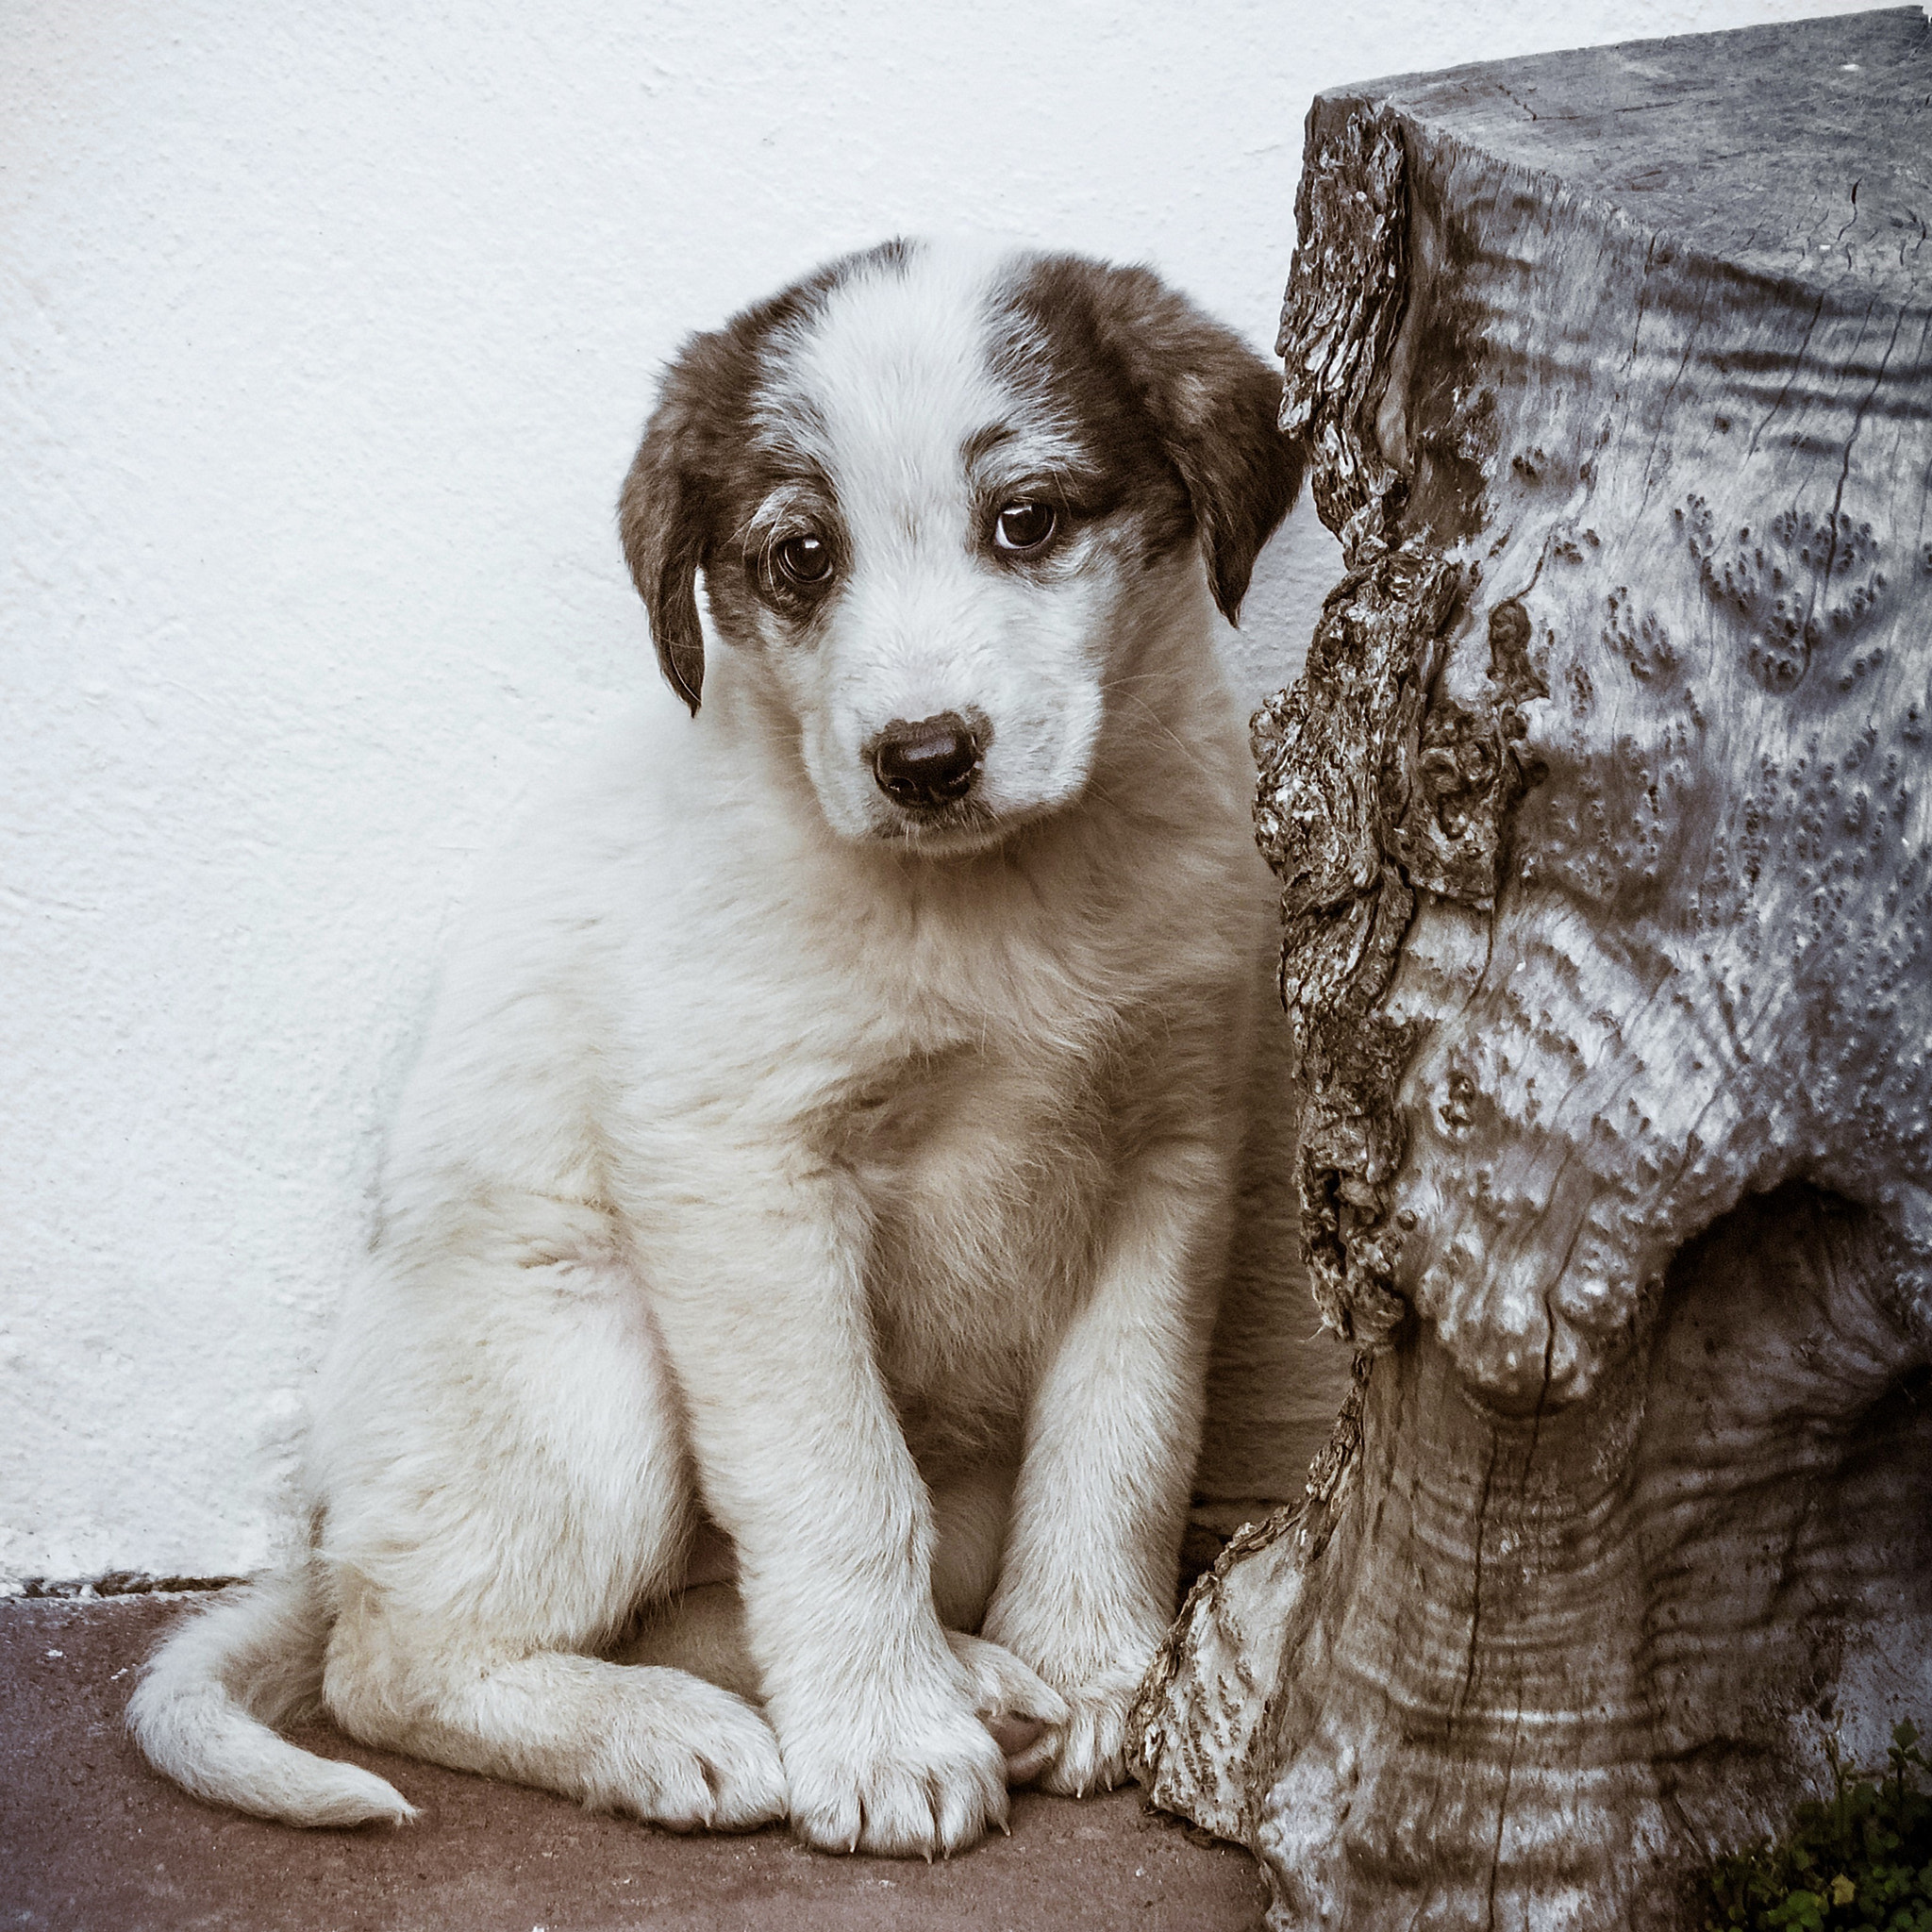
[1130,11,1932,1927]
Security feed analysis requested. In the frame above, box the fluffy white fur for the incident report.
[131,242,1282,1857]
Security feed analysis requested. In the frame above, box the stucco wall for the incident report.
[0,0,1883,1587]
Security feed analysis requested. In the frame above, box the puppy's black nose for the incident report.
[871,714,982,808]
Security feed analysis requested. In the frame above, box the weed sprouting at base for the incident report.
[1697,1724,1932,1931]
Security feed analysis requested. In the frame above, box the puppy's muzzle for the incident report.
[869,713,984,810]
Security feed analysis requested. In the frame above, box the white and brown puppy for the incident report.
[130,240,1302,1858]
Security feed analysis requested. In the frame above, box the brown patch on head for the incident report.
[993,256,1305,623]
[617,241,915,711]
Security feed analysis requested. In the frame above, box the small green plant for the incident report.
[1696,1723,1932,1930]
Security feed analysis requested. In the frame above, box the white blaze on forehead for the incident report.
[773,243,1019,549]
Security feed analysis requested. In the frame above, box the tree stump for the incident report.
[1130,11,1932,1926]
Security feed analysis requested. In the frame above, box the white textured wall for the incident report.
[0,0,1883,1586]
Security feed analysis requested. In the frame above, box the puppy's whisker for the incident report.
[1100,683,1227,786]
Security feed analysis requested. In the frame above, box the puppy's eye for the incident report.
[993,502,1057,554]
[774,533,834,586]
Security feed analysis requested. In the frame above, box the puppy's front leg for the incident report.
[982,1127,1233,1796]
[641,1158,1007,1857]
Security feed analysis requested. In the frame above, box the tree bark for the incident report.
[1130,10,1932,1926]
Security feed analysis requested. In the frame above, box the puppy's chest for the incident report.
[827,1041,1120,1429]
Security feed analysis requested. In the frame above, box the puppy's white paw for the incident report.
[944,1631,1071,1774]
[594,1672,787,1833]
[1022,1665,1143,1798]
[778,1677,1009,1857]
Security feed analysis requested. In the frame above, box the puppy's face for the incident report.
[622,242,1301,853]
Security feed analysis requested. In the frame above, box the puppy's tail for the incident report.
[126,1564,416,1827]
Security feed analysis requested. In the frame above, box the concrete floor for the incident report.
[0,1593,1269,1932]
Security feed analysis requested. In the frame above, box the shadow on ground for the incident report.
[0,1594,1268,1931]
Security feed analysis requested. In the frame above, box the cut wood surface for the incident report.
[1131,11,1932,1928]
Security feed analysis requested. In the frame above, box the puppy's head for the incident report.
[620,241,1301,851]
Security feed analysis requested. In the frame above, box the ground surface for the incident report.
[0,1595,1268,1931]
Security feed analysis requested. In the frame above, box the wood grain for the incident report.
[1132,11,1932,1925]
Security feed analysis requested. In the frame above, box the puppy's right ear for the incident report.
[618,375,710,715]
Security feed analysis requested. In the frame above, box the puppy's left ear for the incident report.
[618,352,716,714]
[1101,268,1306,625]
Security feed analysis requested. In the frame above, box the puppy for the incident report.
[130,240,1302,1857]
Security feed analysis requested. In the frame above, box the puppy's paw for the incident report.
[1022,1666,1143,1798]
[944,1631,1070,1775]
[598,1671,787,1833]
[779,1680,1009,1858]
